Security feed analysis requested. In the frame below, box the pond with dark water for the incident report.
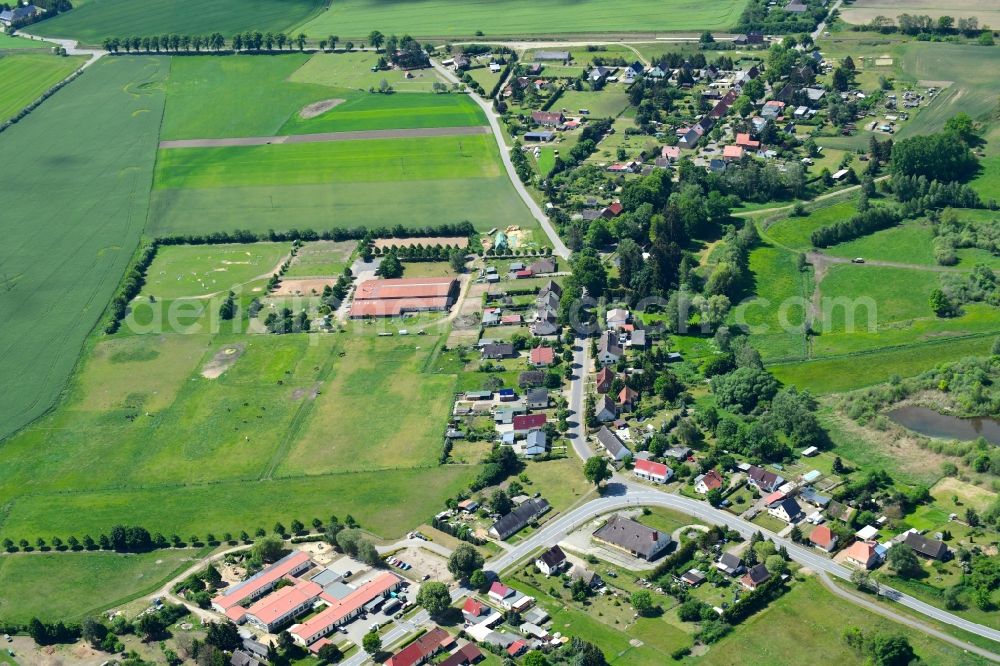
[887,405,1000,445]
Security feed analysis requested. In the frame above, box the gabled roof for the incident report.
[463,597,487,616]
[513,413,546,430]
[843,541,878,566]
[742,563,771,585]
[717,552,743,572]
[537,545,566,568]
[696,469,723,491]
[810,525,836,549]
[618,386,639,405]
[771,497,802,518]
[489,581,512,598]
[592,514,670,559]
[490,499,551,539]
[595,425,629,458]
[595,395,617,418]
[634,458,670,478]
[530,346,555,365]
[595,366,615,391]
[386,627,451,666]
[598,330,623,357]
[903,532,948,559]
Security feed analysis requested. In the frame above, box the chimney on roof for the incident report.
[652,532,658,541]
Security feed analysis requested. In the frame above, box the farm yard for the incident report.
[300,0,748,38]
[30,0,325,44]
[0,56,167,442]
[0,53,84,123]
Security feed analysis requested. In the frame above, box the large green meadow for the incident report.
[0,549,204,623]
[0,56,167,442]
[0,53,83,122]
[32,0,324,44]
[300,0,748,38]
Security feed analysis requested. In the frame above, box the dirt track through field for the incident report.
[159,125,490,149]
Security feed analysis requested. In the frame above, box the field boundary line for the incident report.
[765,329,1000,367]
[158,125,490,149]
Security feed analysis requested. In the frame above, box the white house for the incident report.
[633,458,672,484]
[535,546,567,575]
[768,497,803,523]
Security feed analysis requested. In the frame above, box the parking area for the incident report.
[339,582,418,647]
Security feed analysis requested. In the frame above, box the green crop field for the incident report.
[0,549,202,623]
[763,200,858,250]
[0,56,167,442]
[300,0,748,38]
[288,50,446,92]
[147,133,535,235]
[557,87,632,119]
[824,220,936,265]
[740,243,811,361]
[972,155,1000,200]
[142,242,290,300]
[278,91,486,135]
[32,0,324,44]
[0,53,83,122]
[161,55,481,140]
[818,265,936,333]
[0,328,478,545]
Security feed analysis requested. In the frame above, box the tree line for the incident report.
[101,32,357,53]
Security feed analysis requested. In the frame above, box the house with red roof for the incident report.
[694,470,723,494]
[529,346,555,367]
[462,598,489,623]
[633,459,672,484]
[809,525,838,552]
[385,627,453,666]
[842,541,880,570]
[602,202,624,218]
[507,640,528,658]
[512,413,546,435]
[723,145,744,161]
[595,367,616,394]
[488,581,513,604]
[618,386,639,410]
[735,133,760,149]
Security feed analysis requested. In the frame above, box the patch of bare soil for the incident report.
[200,343,245,379]
[271,277,336,296]
[291,382,322,401]
[299,98,345,119]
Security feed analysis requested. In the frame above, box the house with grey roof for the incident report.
[595,425,630,460]
[594,396,617,423]
[592,514,671,561]
[596,330,623,365]
[490,498,551,540]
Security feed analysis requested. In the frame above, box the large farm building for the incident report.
[350,277,458,318]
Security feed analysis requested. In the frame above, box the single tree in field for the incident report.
[368,30,384,51]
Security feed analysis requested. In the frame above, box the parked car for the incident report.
[852,257,865,264]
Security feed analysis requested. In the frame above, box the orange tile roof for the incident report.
[350,296,450,317]
[246,579,322,627]
[212,551,312,611]
[291,572,401,644]
[354,277,456,301]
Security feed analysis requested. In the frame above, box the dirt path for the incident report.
[159,125,490,149]
[807,251,967,273]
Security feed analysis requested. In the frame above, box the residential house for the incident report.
[536,289,561,314]
[625,329,646,348]
[680,570,706,586]
[452,54,470,70]
[481,343,515,360]
[519,371,546,389]
[529,346,555,367]
[595,425,630,460]
[595,366,616,394]
[735,133,760,150]
[535,545,568,575]
[463,597,490,623]
[531,110,564,127]
[489,498,551,539]
[694,469,723,494]
[716,553,745,576]
[507,641,528,658]
[606,308,630,329]
[601,202,624,219]
[385,627,452,666]
[804,87,826,104]
[646,65,667,79]
[768,497,803,523]
[661,145,681,163]
[597,330,623,365]
[722,145,744,161]
[525,388,549,409]
[529,257,557,274]
[512,413,546,435]
[678,125,704,149]
[592,514,671,561]
[531,311,559,336]
[523,430,547,457]
[633,458,672,484]
[903,532,949,560]
[843,541,880,570]
[594,397,618,424]
[740,564,771,590]
[618,386,639,410]
[570,566,604,590]
[589,66,613,83]
[439,644,484,666]
[538,279,562,299]
[664,446,691,461]
[0,4,42,25]
[809,525,838,552]
[746,466,784,493]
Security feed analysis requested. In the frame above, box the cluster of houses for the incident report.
[461,581,553,658]
[210,551,406,653]
[480,256,557,284]
[454,378,552,458]
[531,279,561,337]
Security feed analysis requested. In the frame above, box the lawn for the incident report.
[513,458,592,512]
[277,336,456,475]
[0,53,83,122]
[0,550,203,623]
[557,88,632,119]
[699,576,988,665]
[971,155,1000,202]
[768,334,997,394]
[32,0,324,44]
[0,33,53,49]
[288,50,446,92]
[763,200,858,250]
[824,220,936,265]
[817,265,937,333]
[284,240,354,278]
[0,56,167,442]
[142,242,290,300]
[278,91,486,135]
[154,135,501,189]
[299,0,748,38]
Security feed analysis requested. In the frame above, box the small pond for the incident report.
[887,405,1000,445]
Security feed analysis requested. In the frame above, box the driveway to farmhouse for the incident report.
[158,125,490,149]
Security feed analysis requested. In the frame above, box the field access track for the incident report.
[159,125,489,149]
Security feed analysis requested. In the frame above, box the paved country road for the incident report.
[158,125,491,149]
[432,58,570,259]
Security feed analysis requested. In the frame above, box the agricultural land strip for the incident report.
[0,56,167,441]
[158,125,490,149]
[0,53,85,123]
